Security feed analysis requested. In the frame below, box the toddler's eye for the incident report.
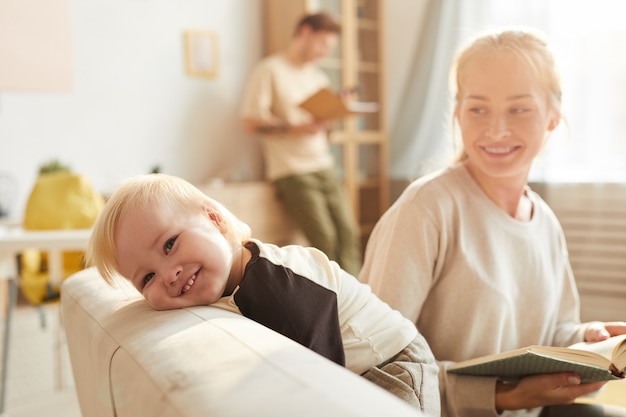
[164,237,177,254]
[142,272,155,288]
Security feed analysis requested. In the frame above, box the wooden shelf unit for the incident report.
[263,0,390,247]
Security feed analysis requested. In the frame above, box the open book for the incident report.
[299,88,379,120]
[448,334,626,383]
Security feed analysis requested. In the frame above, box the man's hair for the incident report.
[294,12,341,36]
[86,173,251,284]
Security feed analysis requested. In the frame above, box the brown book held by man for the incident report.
[447,334,626,383]
[299,88,379,120]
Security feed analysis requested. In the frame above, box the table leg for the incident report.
[54,306,64,391]
[47,249,63,289]
[47,249,64,390]
[0,277,17,414]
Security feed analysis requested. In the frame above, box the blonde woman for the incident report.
[360,29,626,417]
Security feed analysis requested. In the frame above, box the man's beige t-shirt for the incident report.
[240,53,334,181]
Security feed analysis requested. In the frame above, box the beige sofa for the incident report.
[61,267,423,417]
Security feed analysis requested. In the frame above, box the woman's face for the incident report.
[455,50,559,186]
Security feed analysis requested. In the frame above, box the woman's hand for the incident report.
[495,373,606,411]
[585,321,626,342]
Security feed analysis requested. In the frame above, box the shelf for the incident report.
[329,131,385,143]
[357,18,378,30]
[358,178,381,189]
[357,62,379,73]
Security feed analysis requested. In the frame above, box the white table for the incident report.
[0,226,92,415]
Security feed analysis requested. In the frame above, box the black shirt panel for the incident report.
[234,241,346,366]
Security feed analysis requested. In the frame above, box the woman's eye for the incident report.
[469,107,485,115]
[142,272,155,288]
[511,107,530,114]
[164,237,177,254]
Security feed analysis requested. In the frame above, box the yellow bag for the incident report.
[21,171,104,304]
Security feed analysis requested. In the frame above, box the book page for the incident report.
[531,346,610,369]
[347,101,379,113]
[568,334,626,371]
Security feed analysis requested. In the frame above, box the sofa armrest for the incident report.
[61,267,421,417]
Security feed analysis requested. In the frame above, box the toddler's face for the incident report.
[113,204,236,310]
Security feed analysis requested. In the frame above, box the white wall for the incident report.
[0,0,263,219]
[0,0,425,221]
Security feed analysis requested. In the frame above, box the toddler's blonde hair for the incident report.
[86,173,251,284]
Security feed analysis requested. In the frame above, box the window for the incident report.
[460,0,626,182]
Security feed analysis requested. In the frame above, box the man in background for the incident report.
[240,12,361,275]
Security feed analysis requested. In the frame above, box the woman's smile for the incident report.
[481,145,521,157]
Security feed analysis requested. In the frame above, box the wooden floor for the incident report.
[2,302,81,417]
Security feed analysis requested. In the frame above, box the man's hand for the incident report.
[244,119,333,136]
[294,119,334,134]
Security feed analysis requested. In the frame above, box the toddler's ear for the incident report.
[206,208,227,233]
[207,210,220,223]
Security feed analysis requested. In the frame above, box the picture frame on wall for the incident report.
[184,30,218,78]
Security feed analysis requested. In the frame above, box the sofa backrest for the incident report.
[61,267,422,417]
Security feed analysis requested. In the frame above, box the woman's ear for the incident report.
[547,114,560,132]
[547,101,561,132]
